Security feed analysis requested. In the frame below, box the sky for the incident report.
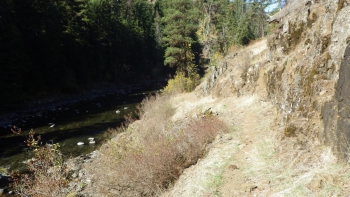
[265,2,279,12]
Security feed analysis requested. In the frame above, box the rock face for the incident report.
[323,43,350,161]
[201,1,350,161]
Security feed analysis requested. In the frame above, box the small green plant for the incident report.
[205,172,224,197]
[207,172,224,188]
[222,104,227,109]
[210,52,224,67]
[66,192,78,197]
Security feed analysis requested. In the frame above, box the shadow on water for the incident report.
[0,81,166,174]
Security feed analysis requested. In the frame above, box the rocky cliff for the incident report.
[201,0,350,162]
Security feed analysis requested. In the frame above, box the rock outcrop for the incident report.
[323,43,350,162]
[201,0,350,161]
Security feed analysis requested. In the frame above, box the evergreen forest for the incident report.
[0,0,280,110]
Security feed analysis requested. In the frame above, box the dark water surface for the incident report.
[0,81,166,175]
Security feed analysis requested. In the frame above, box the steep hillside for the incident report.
[162,0,350,196]
[202,0,350,162]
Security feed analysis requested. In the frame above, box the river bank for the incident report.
[0,79,167,134]
[0,149,99,196]
[0,79,167,196]
[0,79,167,180]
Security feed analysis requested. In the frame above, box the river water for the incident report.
[0,81,166,176]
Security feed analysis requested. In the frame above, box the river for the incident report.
[0,81,166,176]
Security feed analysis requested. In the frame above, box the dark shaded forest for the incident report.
[0,0,165,110]
[0,0,278,110]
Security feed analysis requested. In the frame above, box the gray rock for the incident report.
[71,165,81,171]
[323,43,350,161]
[71,173,77,178]
[242,183,257,193]
[307,176,325,191]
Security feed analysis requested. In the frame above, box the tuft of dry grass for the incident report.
[86,94,227,197]
[241,124,350,197]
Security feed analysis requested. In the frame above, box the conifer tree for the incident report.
[161,0,199,76]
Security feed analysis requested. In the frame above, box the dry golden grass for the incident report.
[86,94,227,197]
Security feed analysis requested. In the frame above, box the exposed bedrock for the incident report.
[323,44,350,162]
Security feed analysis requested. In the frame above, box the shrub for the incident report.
[209,52,224,67]
[138,94,174,121]
[11,143,69,197]
[87,96,227,197]
[164,72,200,94]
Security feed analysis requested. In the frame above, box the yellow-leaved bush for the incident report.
[164,72,199,94]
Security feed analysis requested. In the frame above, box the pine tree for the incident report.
[161,0,199,76]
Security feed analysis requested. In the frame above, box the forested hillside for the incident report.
[0,0,275,110]
[0,0,159,109]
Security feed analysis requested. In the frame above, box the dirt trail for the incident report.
[218,97,276,197]
[162,94,278,197]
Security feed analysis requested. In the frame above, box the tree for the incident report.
[161,0,199,76]
[196,0,231,56]
[0,0,161,110]
[197,0,273,51]
[246,0,273,38]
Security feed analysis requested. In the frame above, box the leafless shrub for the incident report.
[138,94,174,121]
[11,144,69,197]
[87,95,227,197]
